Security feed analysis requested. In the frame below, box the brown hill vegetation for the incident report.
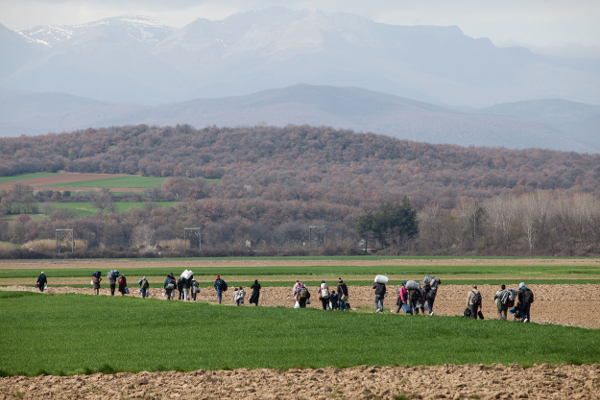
[1,125,600,256]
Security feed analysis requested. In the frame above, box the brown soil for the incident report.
[4,283,600,329]
[0,172,127,192]
[2,258,600,270]
[1,364,599,400]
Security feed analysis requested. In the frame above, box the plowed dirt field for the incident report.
[1,364,599,400]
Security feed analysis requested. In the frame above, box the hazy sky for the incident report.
[2,0,600,57]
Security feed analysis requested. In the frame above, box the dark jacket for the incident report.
[330,293,339,303]
[518,288,534,304]
[250,282,261,304]
[373,282,386,295]
[183,277,191,289]
[177,277,184,290]
[37,274,47,285]
[337,283,348,297]
[118,276,127,293]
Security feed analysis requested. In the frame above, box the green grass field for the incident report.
[43,201,177,217]
[0,173,59,183]
[40,176,221,189]
[2,263,597,281]
[0,291,598,376]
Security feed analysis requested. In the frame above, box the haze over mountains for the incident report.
[0,8,599,152]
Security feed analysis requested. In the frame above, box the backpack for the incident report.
[118,276,124,285]
[112,270,120,278]
[320,285,330,299]
[409,289,419,301]
[471,291,482,306]
[298,287,309,299]
[93,271,101,278]
[217,279,228,292]
[375,283,386,295]
[141,279,149,289]
[166,278,175,290]
[238,289,245,299]
[523,289,534,304]
[500,290,510,305]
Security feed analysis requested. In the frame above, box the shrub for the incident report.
[22,239,88,252]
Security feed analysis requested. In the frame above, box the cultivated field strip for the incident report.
[1,364,599,400]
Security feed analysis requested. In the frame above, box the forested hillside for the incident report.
[2,125,600,257]
[1,124,599,209]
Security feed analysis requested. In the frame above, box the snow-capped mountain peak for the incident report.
[17,15,175,48]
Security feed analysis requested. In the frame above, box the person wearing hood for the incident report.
[337,278,349,311]
[249,279,261,306]
[319,280,330,310]
[518,282,534,323]
[36,271,47,292]
[138,276,149,298]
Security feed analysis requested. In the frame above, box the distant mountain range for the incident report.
[1,85,599,153]
[1,8,599,107]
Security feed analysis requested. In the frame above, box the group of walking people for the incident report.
[467,282,534,322]
[38,270,535,322]
[292,279,350,310]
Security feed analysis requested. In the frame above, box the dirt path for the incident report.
[1,364,599,400]
[4,283,600,329]
[2,258,600,269]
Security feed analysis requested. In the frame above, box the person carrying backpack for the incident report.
[183,274,192,301]
[467,285,483,320]
[177,276,185,300]
[92,271,102,296]
[163,273,176,300]
[108,270,118,296]
[422,276,440,316]
[214,275,227,304]
[318,281,330,310]
[494,284,509,320]
[36,271,47,293]
[518,282,534,323]
[372,281,386,313]
[296,283,310,308]
[191,279,200,301]
[337,278,349,311]
[138,276,150,299]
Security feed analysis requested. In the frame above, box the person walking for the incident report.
[330,290,339,310]
[372,280,386,314]
[36,271,47,293]
[467,285,483,320]
[214,275,227,304]
[395,282,408,313]
[191,279,200,301]
[292,280,300,300]
[118,274,128,296]
[494,284,509,320]
[319,281,330,310]
[138,276,149,299]
[163,273,176,300]
[92,272,102,296]
[183,274,192,301]
[177,276,184,300]
[108,271,117,296]
[296,283,310,308]
[424,279,439,316]
[407,283,420,315]
[249,279,261,306]
[518,282,534,323]
[337,279,348,311]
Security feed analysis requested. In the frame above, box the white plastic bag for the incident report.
[374,275,389,284]
[90,280,94,285]
[294,301,300,309]
[44,285,47,290]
